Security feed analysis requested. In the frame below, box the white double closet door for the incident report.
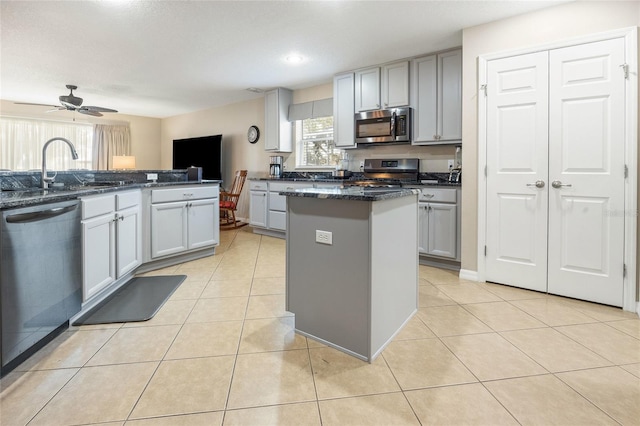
[485,37,626,306]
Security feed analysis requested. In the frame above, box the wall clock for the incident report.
[247,125,260,144]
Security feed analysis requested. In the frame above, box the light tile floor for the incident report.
[2,227,640,425]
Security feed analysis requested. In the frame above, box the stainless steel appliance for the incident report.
[1,200,82,376]
[269,155,283,178]
[355,107,412,144]
[348,158,420,187]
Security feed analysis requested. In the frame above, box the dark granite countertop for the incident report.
[249,175,461,188]
[279,187,420,202]
[0,180,221,210]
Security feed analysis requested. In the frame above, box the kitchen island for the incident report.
[281,186,419,362]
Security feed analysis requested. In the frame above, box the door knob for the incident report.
[551,180,572,189]
[526,180,545,188]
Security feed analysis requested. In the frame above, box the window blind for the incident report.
[288,98,333,121]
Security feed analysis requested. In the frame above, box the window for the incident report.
[0,117,93,171]
[295,116,341,168]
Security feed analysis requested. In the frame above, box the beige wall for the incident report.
[0,99,162,170]
[460,1,640,273]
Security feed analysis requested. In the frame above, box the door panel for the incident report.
[485,51,549,292]
[548,38,625,306]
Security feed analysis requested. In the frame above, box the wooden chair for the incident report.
[220,170,247,228]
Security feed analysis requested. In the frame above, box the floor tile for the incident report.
[501,327,612,372]
[418,283,457,307]
[186,297,248,323]
[86,325,180,366]
[227,349,315,409]
[606,318,640,339]
[238,316,307,353]
[442,333,547,381]
[510,298,599,326]
[212,264,255,281]
[130,356,235,419]
[125,411,223,425]
[436,283,503,304]
[419,265,462,285]
[318,393,420,426]
[480,282,547,301]
[621,363,640,378]
[416,305,492,337]
[0,368,78,426]
[29,362,158,425]
[169,280,207,300]
[250,276,286,295]
[382,338,477,390]
[165,321,243,359]
[253,259,285,278]
[393,315,436,340]
[14,328,117,371]
[555,323,640,364]
[557,366,640,425]
[309,346,400,399]
[223,402,321,426]
[405,383,518,425]
[559,298,638,322]
[201,279,252,298]
[462,301,546,331]
[245,294,292,319]
[484,374,617,425]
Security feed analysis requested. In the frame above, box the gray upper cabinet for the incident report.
[411,49,462,145]
[381,61,410,109]
[355,61,409,112]
[264,88,293,152]
[333,72,356,149]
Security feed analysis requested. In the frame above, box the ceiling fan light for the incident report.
[59,95,83,107]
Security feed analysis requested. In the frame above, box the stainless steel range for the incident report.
[348,158,420,187]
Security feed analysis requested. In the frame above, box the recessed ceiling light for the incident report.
[285,54,304,64]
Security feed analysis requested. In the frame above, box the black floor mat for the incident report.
[73,275,186,325]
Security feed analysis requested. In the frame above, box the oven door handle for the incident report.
[390,111,396,140]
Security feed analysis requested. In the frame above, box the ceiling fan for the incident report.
[15,84,118,117]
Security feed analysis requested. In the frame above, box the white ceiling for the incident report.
[1,0,568,118]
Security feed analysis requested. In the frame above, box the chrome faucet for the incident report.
[41,137,79,188]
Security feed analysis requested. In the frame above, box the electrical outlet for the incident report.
[359,161,365,169]
[146,173,158,181]
[315,230,333,245]
[447,160,454,170]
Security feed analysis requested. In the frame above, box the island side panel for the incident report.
[370,194,419,358]
[286,197,371,359]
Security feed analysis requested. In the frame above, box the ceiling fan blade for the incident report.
[78,109,103,117]
[14,102,60,107]
[82,106,118,113]
[45,107,67,113]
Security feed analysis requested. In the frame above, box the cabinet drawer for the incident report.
[268,181,312,192]
[249,181,268,191]
[81,193,116,219]
[151,185,218,203]
[116,190,140,210]
[419,188,457,203]
[268,210,286,231]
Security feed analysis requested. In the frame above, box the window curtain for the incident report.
[92,124,131,170]
[0,117,93,171]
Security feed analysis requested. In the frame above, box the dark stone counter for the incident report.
[279,187,419,202]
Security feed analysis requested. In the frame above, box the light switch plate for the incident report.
[448,160,454,169]
[146,173,158,181]
[316,230,332,245]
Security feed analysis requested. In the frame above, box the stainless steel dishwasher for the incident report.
[1,199,82,376]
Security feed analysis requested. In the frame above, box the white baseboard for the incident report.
[459,269,480,282]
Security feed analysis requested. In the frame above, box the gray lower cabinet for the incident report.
[249,180,317,235]
[416,187,460,260]
[249,181,268,227]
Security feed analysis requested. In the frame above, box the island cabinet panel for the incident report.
[286,194,418,362]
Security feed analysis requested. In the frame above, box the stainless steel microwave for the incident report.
[355,107,411,144]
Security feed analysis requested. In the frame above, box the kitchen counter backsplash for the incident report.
[0,170,189,191]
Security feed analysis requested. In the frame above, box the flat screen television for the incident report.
[172,134,222,180]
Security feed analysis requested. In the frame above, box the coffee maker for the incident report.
[269,155,283,178]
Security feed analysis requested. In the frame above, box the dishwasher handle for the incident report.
[6,203,78,224]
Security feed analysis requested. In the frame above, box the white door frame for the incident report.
[477,27,638,313]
